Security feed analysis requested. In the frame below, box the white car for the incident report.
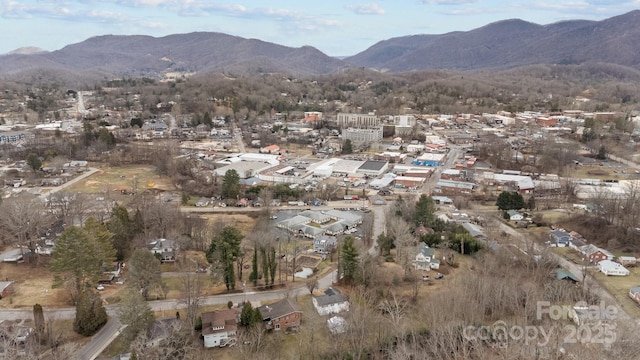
[96,285,105,291]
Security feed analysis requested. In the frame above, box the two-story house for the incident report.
[149,238,177,263]
[201,308,241,348]
[412,245,440,271]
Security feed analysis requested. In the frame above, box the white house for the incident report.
[201,308,240,348]
[507,210,524,221]
[597,260,630,276]
[313,288,350,316]
[149,238,177,262]
[412,245,440,271]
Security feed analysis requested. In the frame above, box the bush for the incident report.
[194,316,202,331]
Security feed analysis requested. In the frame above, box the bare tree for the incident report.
[0,196,51,259]
[177,255,203,330]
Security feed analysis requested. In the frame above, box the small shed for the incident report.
[619,256,637,267]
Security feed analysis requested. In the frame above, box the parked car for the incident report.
[435,273,444,280]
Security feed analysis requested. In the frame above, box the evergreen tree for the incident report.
[342,139,353,154]
[222,169,242,199]
[74,290,108,336]
[51,222,115,295]
[249,247,259,287]
[26,153,42,172]
[414,194,436,227]
[268,247,277,287]
[107,205,133,260]
[207,226,243,291]
[240,302,257,327]
[340,236,359,285]
[496,191,525,210]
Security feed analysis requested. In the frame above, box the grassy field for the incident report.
[66,164,174,196]
[0,261,72,308]
[592,267,640,318]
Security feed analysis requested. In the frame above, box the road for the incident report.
[473,207,640,328]
[73,317,125,360]
[38,167,100,200]
[181,199,372,213]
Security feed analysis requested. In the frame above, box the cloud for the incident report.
[346,3,385,15]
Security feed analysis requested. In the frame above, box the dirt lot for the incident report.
[200,213,257,235]
[66,164,174,199]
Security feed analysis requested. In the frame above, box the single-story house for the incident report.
[507,210,524,221]
[555,268,580,283]
[257,298,302,332]
[619,256,637,267]
[313,288,350,316]
[549,229,571,247]
[201,308,241,348]
[598,260,630,276]
[0,281,15,298]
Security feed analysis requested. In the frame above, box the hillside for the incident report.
[345,10,640,72]
[1,11,640,82]
[0,32,349,80]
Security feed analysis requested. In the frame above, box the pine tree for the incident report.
[340,236,359,285]
[74,290,108,336]
[249,247,259,287]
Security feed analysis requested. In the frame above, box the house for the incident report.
[313,288,350,316]
[412,245,440,271]
[555,268,580,283]
[597,260,630,276]
[201,308,241,348]
[260,144,280,154]
[257,298,302,332]
[236,198,250,207]
[506,210,524,221]
[549,229,571,247]
[149,238,177,262]
[0,281,14,298]
[583,246,614,264]
[619,256,637,267]
[628,286,640,305]
[313,235,337,254]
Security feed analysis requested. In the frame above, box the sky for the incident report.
[0,0,639,56]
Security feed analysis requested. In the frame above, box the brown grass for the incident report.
[201,213,257,235]
[591,267,640,318]
[66,164,174,198]
[0,261,71,308]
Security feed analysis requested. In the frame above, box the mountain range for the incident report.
[1,10,639,82]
